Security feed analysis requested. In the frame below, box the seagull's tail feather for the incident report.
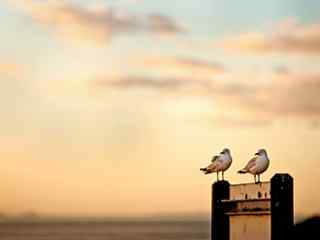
[200,168,207,172]
[238,169,247,174]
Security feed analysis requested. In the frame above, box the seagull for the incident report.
[238,149,270,183]
[200,148,232,181]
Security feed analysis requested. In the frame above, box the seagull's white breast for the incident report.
[218,152,232,171]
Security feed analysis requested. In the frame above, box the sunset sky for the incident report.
[1,0,320,219]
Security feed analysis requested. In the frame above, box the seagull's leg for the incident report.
[254,175,256,184]
[216,172,219,181]
[222,171,224,181]
[258,175,260,183]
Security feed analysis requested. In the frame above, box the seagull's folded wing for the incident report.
[243,156,257,171]
[207,161,220,172]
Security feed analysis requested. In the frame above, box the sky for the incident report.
[0,0,320,219]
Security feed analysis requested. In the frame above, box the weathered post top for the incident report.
[210,173,294,240]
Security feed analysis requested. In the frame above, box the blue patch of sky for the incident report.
[1,0,319,75]
[0,2,60,66]
[77,0,320,35]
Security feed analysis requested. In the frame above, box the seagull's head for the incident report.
[221,148,230,155]
[256,149,267,156]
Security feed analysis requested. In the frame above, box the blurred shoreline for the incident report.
[0,213,317,223]
[0,213,210,223]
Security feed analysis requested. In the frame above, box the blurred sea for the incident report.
[0,221,210,240]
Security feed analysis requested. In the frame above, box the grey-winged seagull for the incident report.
[238,149,270,183]
[200,148,232,181]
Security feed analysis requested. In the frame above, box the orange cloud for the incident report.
[6,0,184,45]
[0,62,21,78]
[215,71,320,118]
[220,19,320,55]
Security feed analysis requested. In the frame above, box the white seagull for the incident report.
[238,149,270,183]
[200,148,232,181]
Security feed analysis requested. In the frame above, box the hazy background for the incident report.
[0,0,319,220]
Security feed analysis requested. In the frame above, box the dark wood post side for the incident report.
[212,180,230,240]
[271,174,294,240]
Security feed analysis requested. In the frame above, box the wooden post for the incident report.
[212,180,230,240]
[271,174,294,240]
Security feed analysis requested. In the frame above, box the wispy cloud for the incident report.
[268,72,320,116]
[211,116,272,128]
[220,18,320,55]
[6,0,184,45]
[94,75,210,93]
[130,56,225,78]
[91,56,226,93]
[147,14,185,36]
[216,71,320,117]
[93,68,320,119]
